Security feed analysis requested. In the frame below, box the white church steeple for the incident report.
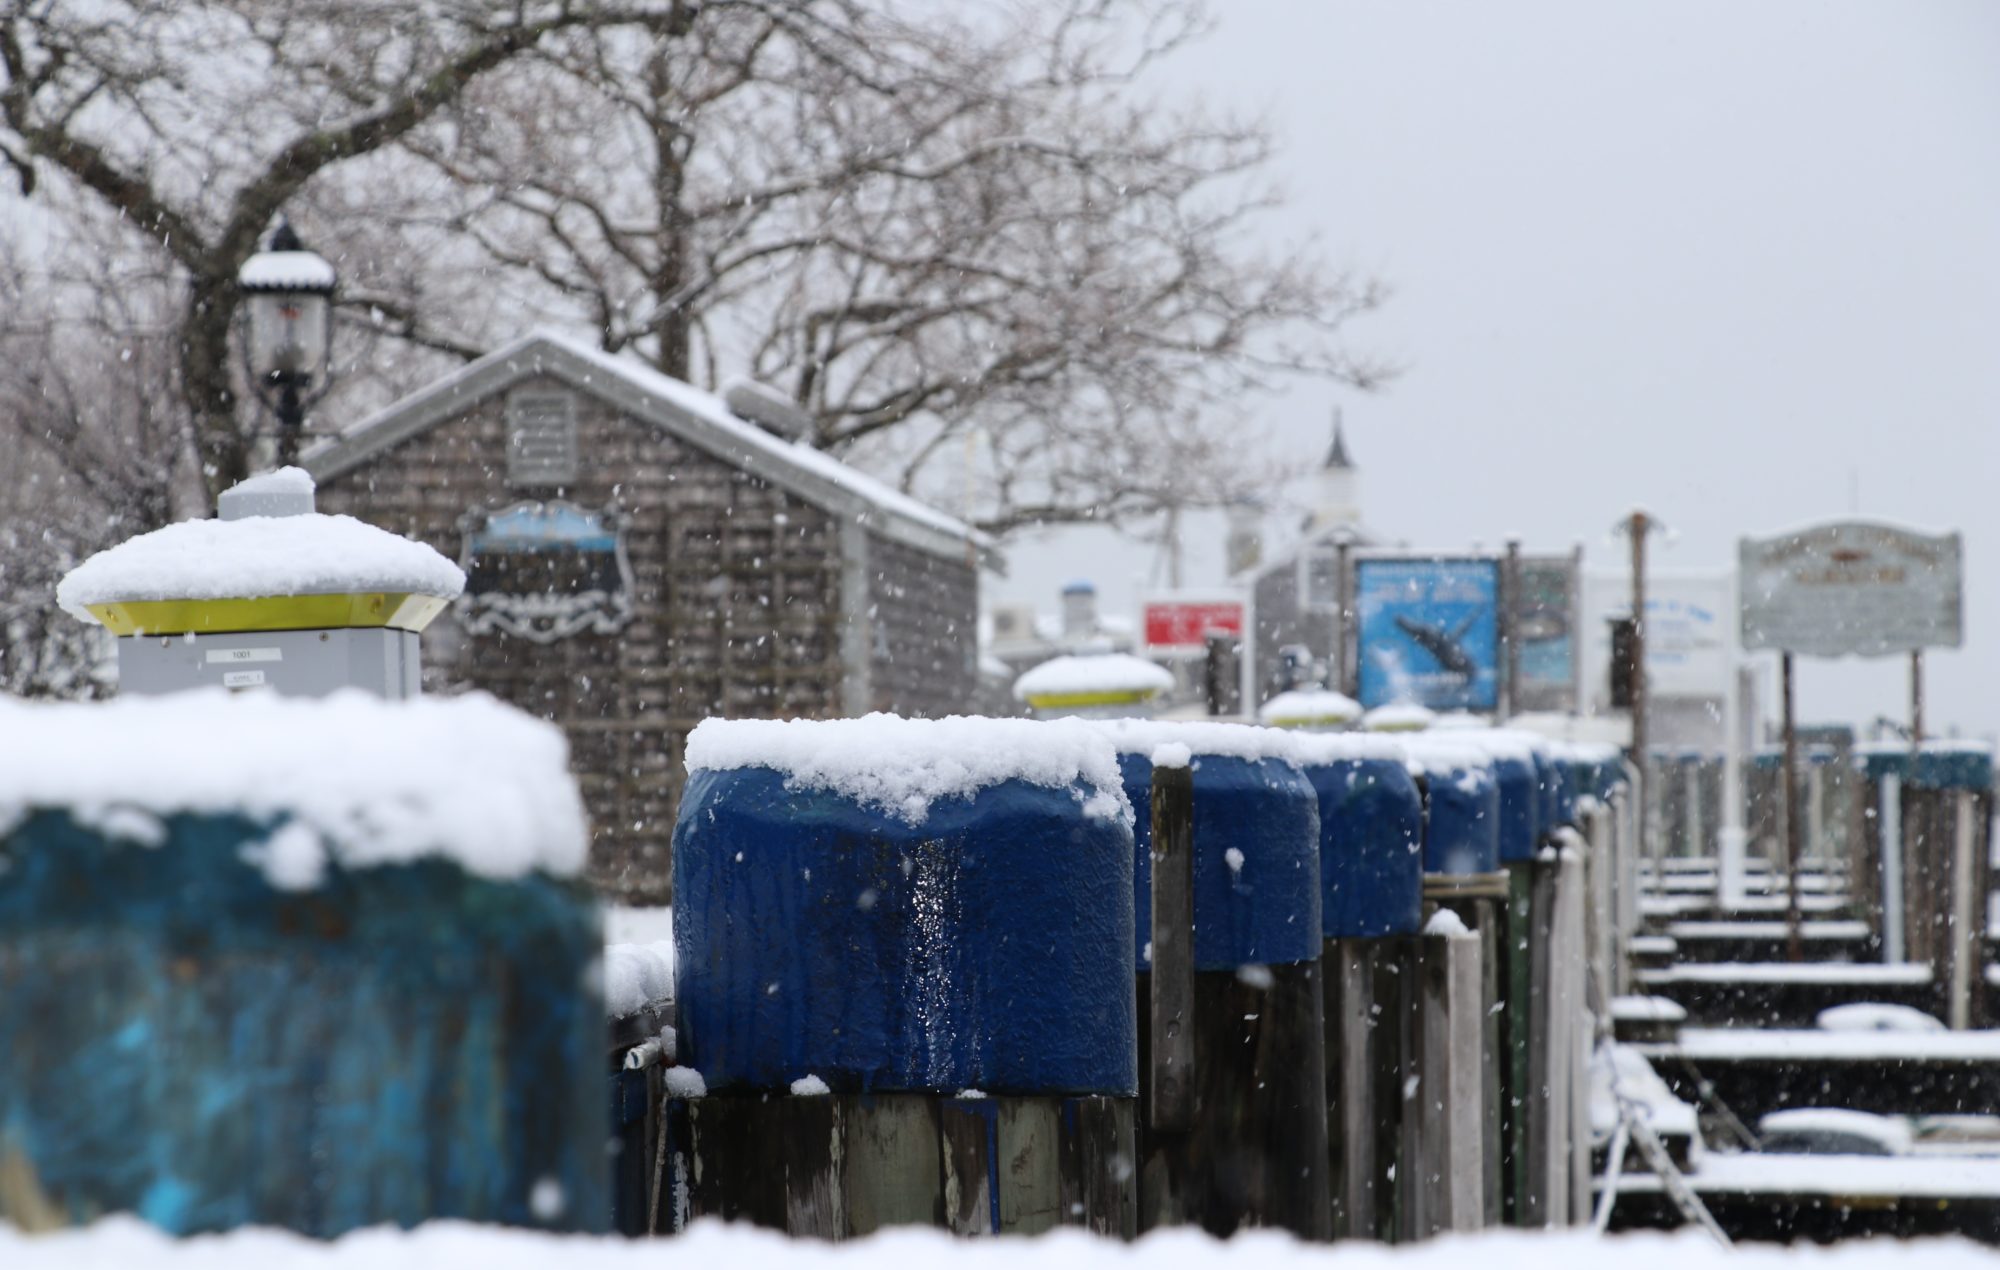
[1303,408,1363,536]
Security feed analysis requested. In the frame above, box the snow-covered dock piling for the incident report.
[665,715,1140,1237]
[0,691,603,1236]
[1101,721,1331,1241]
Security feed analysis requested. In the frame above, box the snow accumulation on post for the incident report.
[0,690,587,885]
[683,712,1133,826]
[55,467,464,624]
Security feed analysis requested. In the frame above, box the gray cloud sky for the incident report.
[999,1,2000,739]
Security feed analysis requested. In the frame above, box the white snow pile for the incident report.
[1287,732,1412,767]
[685,714,1131,826]
[604,941,676,1019]
[1256,688,1362,729]
[790,1074,831,1096]
[1423,908,1472,940]
[1361,703,1435,733]
[1758,1108,1914,1156]
[1151,742,1192,770]
[1094,719,1304,766]
[0,690,587,885]
[1013,653,1174,702]
[11,1213,1995,1270]
[1817,1002,1946,1034]
[1590,1041,1698,1143]
[238,249,336,290]
[1609,995,1688,1024]
[1395,735,1499,781]
[58,507,464,622]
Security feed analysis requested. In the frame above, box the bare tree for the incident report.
[382,0,1388,531]
[0,0,671,504]
[0,0,1385,539]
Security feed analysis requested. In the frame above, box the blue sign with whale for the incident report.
[1355,557,1500,710]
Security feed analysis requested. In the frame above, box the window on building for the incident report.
[506,390,578,486]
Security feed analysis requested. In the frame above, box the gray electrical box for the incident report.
[65,467,461,703]
[118,628,422,699]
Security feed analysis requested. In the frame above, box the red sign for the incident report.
[1144,600,1245,650]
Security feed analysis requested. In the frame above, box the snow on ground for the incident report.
[685,714,1131,826]
[0,690,587,884]
[4,1219,1997,1270]
[57,503,463,621]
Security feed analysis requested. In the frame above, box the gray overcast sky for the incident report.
[996,0,2000,740]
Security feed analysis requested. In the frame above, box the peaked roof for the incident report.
[304,330,997,568]
[1324,409,1354,471]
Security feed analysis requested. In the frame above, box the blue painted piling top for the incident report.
[0,700,606,1241]
[1399,736,1502,875]
[674,715,1137,1096]
[1100,720,1322,971]
[1854,740,1995,791]
[1425,728,1555,863]
[0,691,590,885]
[1291,734,1423,938]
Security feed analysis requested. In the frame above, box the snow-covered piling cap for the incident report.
[1012,652,1174,713]
[57,468,464,636]
[1257,688,1362,730]
[0,690,588,885]
[1093,718,1305,766]
[1361,702,1435,733]
[685,713,1132,826]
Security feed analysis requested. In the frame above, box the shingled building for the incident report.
[306,331,994,900]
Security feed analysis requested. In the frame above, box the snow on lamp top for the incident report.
[0,690,588,887]
[237,248,336,292]
[57,468,464,631]
[684,713,1132,827]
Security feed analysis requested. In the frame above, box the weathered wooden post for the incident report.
[1292,734,1425,1241]
[1397,736,1502,1238]
[0,692,604,1236]
[1106,721,1330,1241]
[667,716,1139,1239]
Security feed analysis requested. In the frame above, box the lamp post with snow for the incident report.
[238,220,336,465]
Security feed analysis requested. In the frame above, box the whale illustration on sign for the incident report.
[1393,612,1481,678]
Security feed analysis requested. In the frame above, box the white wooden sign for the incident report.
[1739,521,1962,658]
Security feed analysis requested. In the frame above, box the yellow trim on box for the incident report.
[1023,689,1161,709]
[86,593,451,637]
[1267,715,1361,730]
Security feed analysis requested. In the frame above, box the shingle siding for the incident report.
[315,373,898,903]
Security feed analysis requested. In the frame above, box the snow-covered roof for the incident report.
[1013,653,1173,702]
[684,713,1129,827]
[1257,688,1362,728]
[304,330,997,568]
[237,249,336,291]
[0,690,587,886]
[56,505,464,623]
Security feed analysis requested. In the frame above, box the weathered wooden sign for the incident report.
[1739,521,1962,658]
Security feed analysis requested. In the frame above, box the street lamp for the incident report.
[238,219,336,465]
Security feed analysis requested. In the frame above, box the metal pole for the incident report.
[1781,651,1803,963]
[1628,512,1650,871]
[275,381,304,467]
[1335,538,1355,697]
[1501,538,1521,720]
[1628,512,1648,769]
[1911,650,1925,748]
